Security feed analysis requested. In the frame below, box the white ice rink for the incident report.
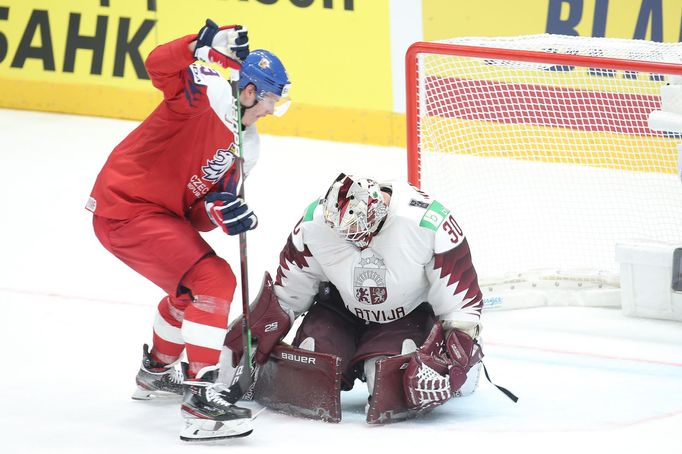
[1,108,681,453]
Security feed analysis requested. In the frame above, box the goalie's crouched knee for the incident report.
[224,272,293,365]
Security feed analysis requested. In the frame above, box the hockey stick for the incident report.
[222,340,259,403]
[223,62,256,401]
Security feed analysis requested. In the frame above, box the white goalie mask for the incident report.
[323,173,388,248]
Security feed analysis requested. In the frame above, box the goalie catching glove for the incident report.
[403,322,482,410]
[194,19,249,70]
[205,192,258,236]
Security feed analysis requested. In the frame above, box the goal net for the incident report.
[406,34,682,308]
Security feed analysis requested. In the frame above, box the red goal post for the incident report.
[405,35,682,310]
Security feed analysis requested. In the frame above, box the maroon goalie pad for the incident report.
[253,344,343,423]
[366,321,447,424]
[366,353,434,424]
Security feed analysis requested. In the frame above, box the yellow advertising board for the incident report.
[0,1,157,118]
[1,0,681,147]
[423,0,682,42]
[0,0,398,143]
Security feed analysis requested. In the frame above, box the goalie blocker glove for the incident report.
[205,192,258,236]
[194,19,249,70]
[224,272,293,365]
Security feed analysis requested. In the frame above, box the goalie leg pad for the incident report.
[366,353,423,424]
[365,321,444,424]
[367,352,451,424]
[224,272,292,365]
[253,344,342,422]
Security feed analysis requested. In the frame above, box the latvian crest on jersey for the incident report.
[353,250,388,305]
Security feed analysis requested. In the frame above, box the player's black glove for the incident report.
[194,19,249,69]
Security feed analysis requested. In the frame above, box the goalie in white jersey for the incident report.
[225,173,485,418]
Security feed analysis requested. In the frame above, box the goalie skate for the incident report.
[180,364,253,442]
[131,344,184,400]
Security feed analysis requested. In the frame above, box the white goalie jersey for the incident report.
[273,181,483,325]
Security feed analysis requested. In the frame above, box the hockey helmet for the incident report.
[323,173,388,248]
[239,49,291,116]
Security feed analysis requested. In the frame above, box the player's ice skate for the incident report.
[131,344,184,400]
[179,364,253,442]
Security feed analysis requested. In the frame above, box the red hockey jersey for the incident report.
[86,35,259,229]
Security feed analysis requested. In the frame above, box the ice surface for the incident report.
[0,109,680,453]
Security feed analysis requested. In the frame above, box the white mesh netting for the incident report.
[411,34,682,284]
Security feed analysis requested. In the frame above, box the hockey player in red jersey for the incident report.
[86,19,290,441]
[224,174,491,423]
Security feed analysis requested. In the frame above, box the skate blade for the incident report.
[179,418,254,442]
[131,386,181,401]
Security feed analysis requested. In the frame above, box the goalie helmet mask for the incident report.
[323,173,388,248]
